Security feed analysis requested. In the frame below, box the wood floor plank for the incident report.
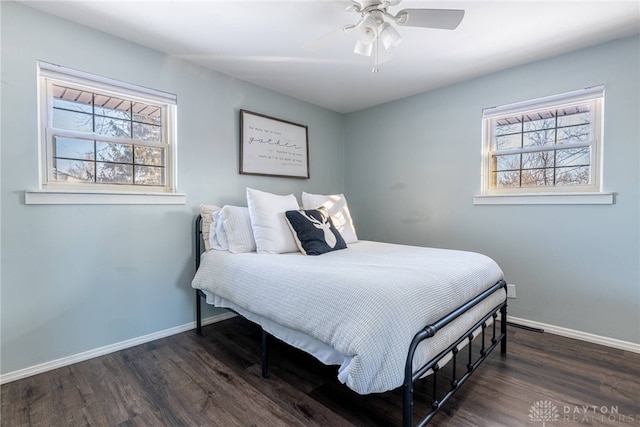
[2,317,639,426]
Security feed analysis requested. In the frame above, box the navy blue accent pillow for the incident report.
[285,207,347,255]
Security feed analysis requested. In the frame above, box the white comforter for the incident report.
[191,241,505,394]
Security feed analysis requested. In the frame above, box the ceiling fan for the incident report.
[305,0,465,72]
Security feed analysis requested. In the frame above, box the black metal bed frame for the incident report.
[193,214,507,426]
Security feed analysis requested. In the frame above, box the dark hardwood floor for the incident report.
[2,316,639,426]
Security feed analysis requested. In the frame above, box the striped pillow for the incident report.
[220,205,256,253]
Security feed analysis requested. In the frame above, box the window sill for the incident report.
[25,190,186,205]
[473,192,614,205]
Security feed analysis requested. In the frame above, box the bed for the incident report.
[191,190,507,427]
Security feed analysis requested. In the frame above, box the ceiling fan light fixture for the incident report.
[354,38,374,56]
[353,15,378,56]
[357,15,378,43]
[379,22,402,50]
[360,25,377,44]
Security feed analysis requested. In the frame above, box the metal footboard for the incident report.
[403,280,507,426]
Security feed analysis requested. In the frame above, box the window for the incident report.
[28,62,183,204]
[476,86,612,205]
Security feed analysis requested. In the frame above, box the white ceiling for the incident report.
[19,0,640,113]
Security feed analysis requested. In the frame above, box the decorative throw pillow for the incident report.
[199,204,221,251]
[221,205,256,253]
[246,187,300,254]
[301,192,358,244]
[209,209,229,251]
[285,207,347,255]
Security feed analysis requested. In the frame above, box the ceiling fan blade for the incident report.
[396,9,465,30]
[303,25,356,52]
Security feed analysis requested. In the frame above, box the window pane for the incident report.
[94,116,131,138]
[494,134,521,150]
[494,121,521,137]
[135,165,164,186]
[95,107,131,121]
[556,166,590,186]
[494,154,520,171]
[523,114,555,132]
[521,168,554,187]
[97,163,133,184]
[134,146,164,166]
[556,147,590,167]
[523,151,554,169]
[494,171,520,188]
[96,142,133,163]
[133,103,162,126]
[53,158,95,182]
[52,108,93,133]
[52,85,92,109]
[523,128,555,147]
[557,124,590,145]
[53,98,92,114]
[94,95,131,119]
[558,110,590,127]
[54,137,95,160]
[133,122,162,142]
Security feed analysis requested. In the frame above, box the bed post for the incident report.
[196,290,203,336]
[261,329,270,378]
[500,293,507,354]
[195,215,204,336]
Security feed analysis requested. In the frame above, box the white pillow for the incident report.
[221,205,256,253]
[199,204,222,251]
[301,192,358,244]
[209,209,229,251]
[246,187,300,254]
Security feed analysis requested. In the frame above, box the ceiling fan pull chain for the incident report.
[372,38,380,73]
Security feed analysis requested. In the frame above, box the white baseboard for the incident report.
[505,315,640,354]
[3,312,637,385]
[0,311,236,385]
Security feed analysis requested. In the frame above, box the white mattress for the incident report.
[192,240,505,394]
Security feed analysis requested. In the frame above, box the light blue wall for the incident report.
[344,35,640,344]
[0,1,344,375]
[2,1,638,379]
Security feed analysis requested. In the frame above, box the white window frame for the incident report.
[26,61,184,205]
[474,86,613,205]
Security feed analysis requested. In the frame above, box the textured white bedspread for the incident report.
[192,241,505,394]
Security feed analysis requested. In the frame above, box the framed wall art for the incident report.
[239,109,309,179]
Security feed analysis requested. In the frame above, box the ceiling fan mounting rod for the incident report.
[349,1,406,25]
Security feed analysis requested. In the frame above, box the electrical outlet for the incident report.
[507,284,517,299]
